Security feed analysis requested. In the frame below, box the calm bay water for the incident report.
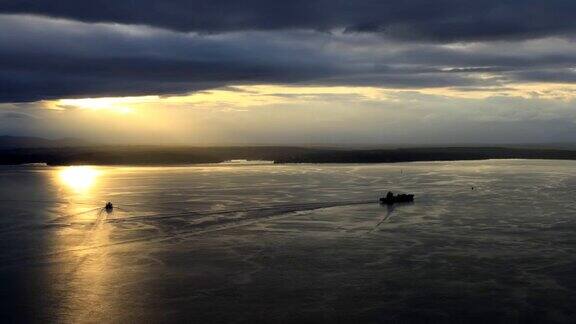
[1,160,576,323]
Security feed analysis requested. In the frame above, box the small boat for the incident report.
[105,202,114,212]
[379,192,414,205]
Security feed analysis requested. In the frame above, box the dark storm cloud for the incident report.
[0,14,484,102]
[2,14,576,103]
[2,0,576,42]
[0,15,344,102]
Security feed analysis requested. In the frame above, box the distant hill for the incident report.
[3,144,576,166]
[3,136,576,165]
[0,135,88,149]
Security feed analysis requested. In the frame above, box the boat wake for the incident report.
[107,200,374,224]
[0,200,375,266]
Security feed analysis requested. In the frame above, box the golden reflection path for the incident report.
[52,166,126,323]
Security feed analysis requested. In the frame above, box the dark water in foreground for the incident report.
[1,160,576,323]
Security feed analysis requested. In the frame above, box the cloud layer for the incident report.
[3,1,576,144]
[2,13,576,102]
[3,0,576,42]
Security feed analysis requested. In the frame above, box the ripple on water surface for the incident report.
[1,160,576,323]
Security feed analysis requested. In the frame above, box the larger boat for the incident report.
[379,192,414,205]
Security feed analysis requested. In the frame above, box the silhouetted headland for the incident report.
[4,142,576,166]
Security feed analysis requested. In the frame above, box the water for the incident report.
[1,160,576,323]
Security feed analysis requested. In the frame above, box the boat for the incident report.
[105,202,114,212]
[379,192,414,204]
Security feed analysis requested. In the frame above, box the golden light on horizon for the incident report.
[44,83,576,115]
[51,96,158,113]
[43,85,393,113]
[58,166,101,194]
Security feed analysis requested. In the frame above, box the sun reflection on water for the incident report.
[52,165,119,322]
[58,166,101,194]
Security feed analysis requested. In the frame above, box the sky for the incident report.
[2,1,576,145]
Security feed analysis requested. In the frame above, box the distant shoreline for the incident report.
[4,146,576,166]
